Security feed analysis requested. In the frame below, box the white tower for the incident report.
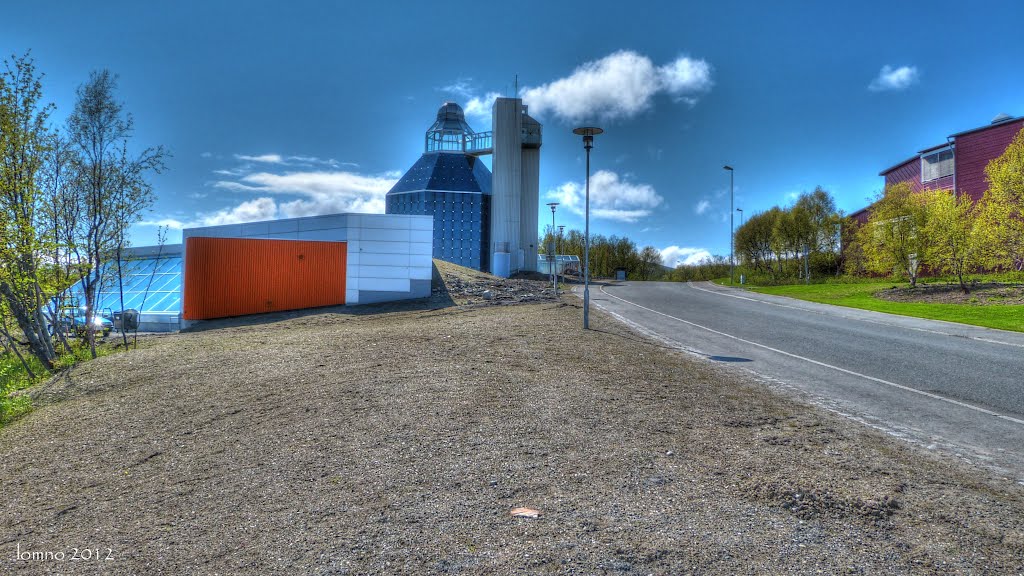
[490,97,542,276]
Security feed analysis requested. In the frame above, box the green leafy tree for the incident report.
[795,187,843,275]
[735,208,780,277]
[0,53,58,371]
[65,70,167,357]
[637,246,663,280]
[977,127,1024,271]
[923,190,985,293]
[859,182,931,287]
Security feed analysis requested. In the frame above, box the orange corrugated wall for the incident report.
[183,237,346,320]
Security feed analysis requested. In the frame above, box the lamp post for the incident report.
[546,202,559,295]
[737,207,744,227]
[557,225,565,289]
[723,165,734,284]
[574,126,603,329]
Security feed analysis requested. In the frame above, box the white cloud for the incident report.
[139,197,281,229]
[547,170,663,223]
[695,200,711,215]
[438,79,475,101]
[521,51,713,122]
[286,155,340,168]
[198,197,279,226]
[658,57,714,99]
[145,156,401,232]
[868,65,919,92]
[235,153,284,164]
[233,153,343,168]
[464,91,501,123]
[213,170,397,218]
[660,246,713,267]
[139,218,187,230]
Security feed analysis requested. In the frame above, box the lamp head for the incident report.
[574,126,603,149]
[723,165,733,171]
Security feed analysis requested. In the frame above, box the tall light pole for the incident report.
[546,202,559,295]
[737,207,744,227]
[574,126,603,329]
[723,165,734,284]
[557,225,565,291]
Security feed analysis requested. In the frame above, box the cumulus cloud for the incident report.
[694,200,711,215]
[660,246,713,267]
[213,169,397,218]
[521,50,713,122]
[463,91,501,123]
[138,197,281,229]
[547,170,663,223]
[868,65,919,92]
[199,197,280,226]
[658,57,714,101]
[145,158,401,231]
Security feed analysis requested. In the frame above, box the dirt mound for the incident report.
[875,282,1024,305]
[432,259,559,305]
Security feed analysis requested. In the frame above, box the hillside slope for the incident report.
[1,284,1022,574]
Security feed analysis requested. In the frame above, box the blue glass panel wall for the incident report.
[387,191,490,271]
[386,151,493,272]
[65,256,182,315]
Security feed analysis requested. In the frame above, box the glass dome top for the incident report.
[426,102,477,153]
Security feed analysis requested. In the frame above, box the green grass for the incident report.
[1,342,115,427]
[0,352,46,425]
[741,282,1024,332]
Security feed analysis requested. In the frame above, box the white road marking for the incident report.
[687,281,1024,349]
[597,284,1024,427]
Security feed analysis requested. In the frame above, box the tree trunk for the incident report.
[0,282,55,371]
[116,245,129,348]
[1,330,35,380]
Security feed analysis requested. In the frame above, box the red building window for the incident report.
[921,147,954,182]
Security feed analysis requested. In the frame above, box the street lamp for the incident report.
[573,126,603,329]
[546,202,559,295]
[737,207,744,227]
[557,225,565,290]
[723,165,734,284]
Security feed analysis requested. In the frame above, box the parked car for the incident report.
[49,306,113,337]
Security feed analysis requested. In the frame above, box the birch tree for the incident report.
[0,53,58,370]
[66,69,166,357]
[859,182,931,287]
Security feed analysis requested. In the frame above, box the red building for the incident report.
[851,114,1024,223]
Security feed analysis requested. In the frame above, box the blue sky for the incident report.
[5,0,1024,266]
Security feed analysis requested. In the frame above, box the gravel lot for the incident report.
[1,263,1022,574]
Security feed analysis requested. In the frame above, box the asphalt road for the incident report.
[579,280,1024,481]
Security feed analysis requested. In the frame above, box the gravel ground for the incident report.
[1,263,1023,574]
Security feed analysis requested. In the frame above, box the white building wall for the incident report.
[182,213,432,307]
[491,98,523,275]
[520,146,540,272]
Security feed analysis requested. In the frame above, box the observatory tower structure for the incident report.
[385,97,542,276]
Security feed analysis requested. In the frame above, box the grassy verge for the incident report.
[740,282,1024,332]
[1,343,113,426]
